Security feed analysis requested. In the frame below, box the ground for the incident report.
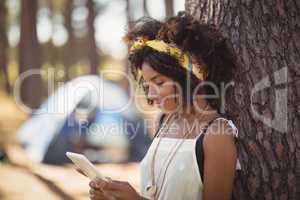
[0,91,140,200]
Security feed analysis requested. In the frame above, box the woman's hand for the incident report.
[89,178,142,200]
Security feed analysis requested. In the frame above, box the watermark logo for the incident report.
[250,67,288,133]
[13,66,289,142]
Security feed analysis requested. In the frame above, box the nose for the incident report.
[147,83,159,103]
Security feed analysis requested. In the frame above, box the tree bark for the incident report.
[165,0,174,18]
[19,0,43,109]
[186,0,300,199]
[0,0,10,94]
[86,0,99,75]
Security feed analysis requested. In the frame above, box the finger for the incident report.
[90,190,115,200]
[89,188,105,196]
[104,181,134,199]
[89,193,107,200]
[104,177,112,182]
[89,190,107,200]
[102,180,123,191]
[102,191,118,200]
[109,180,128,185]
[89,193,101,200]
[90,178,122,191]
[90,178,107,190]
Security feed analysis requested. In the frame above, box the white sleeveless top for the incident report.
[140,118,241,200]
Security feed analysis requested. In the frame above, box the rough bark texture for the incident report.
[19,0,43,109]
[0,0,10,93]
[86,0,100,75]
[186,0,300,199]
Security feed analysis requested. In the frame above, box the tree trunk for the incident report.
[120,0,135,94]
[126,0,134,30]
[86,0,99,75]
[143,0,149,17]
[19,0,43,109]
[63,0,75,80]
[165,0,174,18]
[186,0,300,199]
[0,0,10,94]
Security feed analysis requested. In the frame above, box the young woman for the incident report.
[88,12,241,200]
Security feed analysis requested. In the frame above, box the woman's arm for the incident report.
[202,119,238,200]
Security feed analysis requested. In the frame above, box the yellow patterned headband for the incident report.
[130,38,205,80]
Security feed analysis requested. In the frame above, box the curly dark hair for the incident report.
[125,13,237,113]
[123,17,162,44]
[125,17,201,106]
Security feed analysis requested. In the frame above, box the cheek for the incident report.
[159,84,176,98]
[158,85,179,108]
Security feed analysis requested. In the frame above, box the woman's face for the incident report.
[141,62,180,113]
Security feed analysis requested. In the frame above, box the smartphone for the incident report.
[66,152,106,180]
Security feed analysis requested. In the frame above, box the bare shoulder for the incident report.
[206,117,237,137]
[203,118,238,153]
[201,119,238,200]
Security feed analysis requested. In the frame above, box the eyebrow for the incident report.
[149,74,162,82]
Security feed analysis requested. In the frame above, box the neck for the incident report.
[177,98,218,121]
